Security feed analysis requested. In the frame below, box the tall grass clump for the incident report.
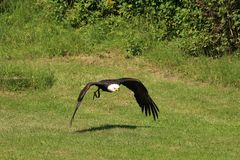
[0,63,55,91]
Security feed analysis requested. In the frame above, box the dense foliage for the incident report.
[0,0,239,88]
[50,0,240,57]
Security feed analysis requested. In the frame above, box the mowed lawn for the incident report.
[0,54,239,160]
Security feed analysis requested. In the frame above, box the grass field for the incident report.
[1,0,240,159]
[0,53,239,160]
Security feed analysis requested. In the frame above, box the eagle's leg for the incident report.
[93,88,101,100]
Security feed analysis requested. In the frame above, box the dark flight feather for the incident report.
[118,78,159,120]
[70,82,99,126]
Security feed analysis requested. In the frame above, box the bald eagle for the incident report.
[70,78,159,126]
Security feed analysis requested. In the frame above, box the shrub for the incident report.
[126,37,145,56]
[49,0,240,57]
[179,0,240,57]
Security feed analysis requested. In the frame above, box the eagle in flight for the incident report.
[70,78,159,126]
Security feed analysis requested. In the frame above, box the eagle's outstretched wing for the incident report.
[118,78,159,120]
[70,82,99,126]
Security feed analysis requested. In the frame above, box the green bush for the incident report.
[2,0,240,57]
[0,64,55,91]
[179,0,240,57]
[126,36,145,56]
[49,0,240,57]
[0,0,21,13]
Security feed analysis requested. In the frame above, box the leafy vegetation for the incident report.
[0,0,240,88]
[52,0,240,57]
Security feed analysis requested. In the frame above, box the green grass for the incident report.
[0,1,240,159]
[145,40,240,88]
[0,62,55,91]
[0,55,239,159]
[1,0,239,88]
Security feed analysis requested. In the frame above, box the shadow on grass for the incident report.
[75,124,150,133]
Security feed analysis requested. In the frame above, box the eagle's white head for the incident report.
[107,84,120,92]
